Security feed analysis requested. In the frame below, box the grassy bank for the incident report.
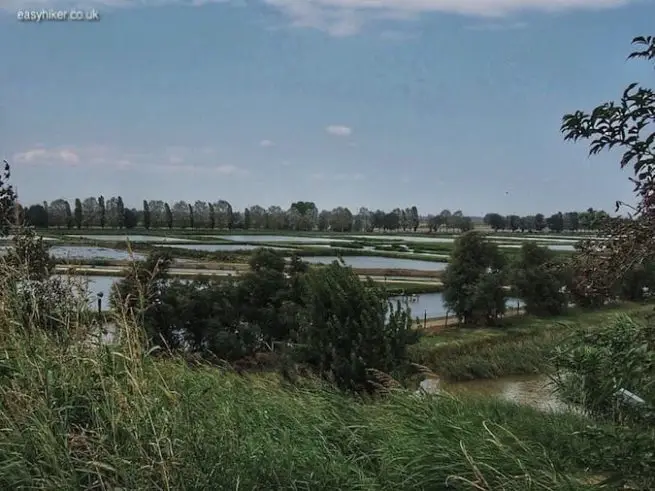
[0,319,615,489]
[410,303,655,382]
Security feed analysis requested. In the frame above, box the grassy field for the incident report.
[410,303,655,382]
[0,316,621,489]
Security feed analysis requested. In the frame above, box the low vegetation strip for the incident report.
[410,303,654,382]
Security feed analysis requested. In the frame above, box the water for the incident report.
[50,275,116,311]
[0,235,58,242]
[66,234,193,243]
[348,235,454,243]
[49,245,145,261]
[547,244,576,251]
[389,292,524,319]
[487,235,579,244]
[442,375,568,413]
[498,243,576,251]
[301,256,448,271]
[219,235,350,243]
[160,243,291,252]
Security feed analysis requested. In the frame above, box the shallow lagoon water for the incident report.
[66,234,193,243]
[50,246,145,261]
[219,235,351,244]
[443,375,569,413]
[389,292,523,319]
[161,243,291,252]
[302,256,448,271]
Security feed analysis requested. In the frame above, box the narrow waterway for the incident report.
[438,375,570,413]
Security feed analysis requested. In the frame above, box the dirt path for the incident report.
[418,308,526,333]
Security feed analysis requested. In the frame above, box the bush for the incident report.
[149,277,264,360]
[552,314,655,488]
[510,242,568,316]
[617,261,655,301]
[110,250,173,317]
[552,314,655,424]
[442,231,507,325]
[294,261,420,392]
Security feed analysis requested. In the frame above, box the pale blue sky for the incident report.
[1,0,652,216]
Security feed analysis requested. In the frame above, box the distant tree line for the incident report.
[482,209,611,233]
[16,196,612,234]
[20,198,423,232]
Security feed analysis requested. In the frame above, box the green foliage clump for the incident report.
[110,249,173,319]
[294,261,420,392]
[552,314,655,487]
[510,242,568,316]
[616,261,655,301]
[442,231,507,325]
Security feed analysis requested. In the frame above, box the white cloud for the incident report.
[310,171,364,181]
[14,146,88,167]
[259,139,274,147]
[465,20,527,30]
[3,0,629,35]
[326,124,352,136]
[262,0,631,35]
[12,144,248,176]
[158,163,247,175]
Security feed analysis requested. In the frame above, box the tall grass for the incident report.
[0,255,612,489]
[411,305,655,381]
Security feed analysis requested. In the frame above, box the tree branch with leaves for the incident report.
[561,36,655,298]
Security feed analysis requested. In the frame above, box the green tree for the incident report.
[110,250,173,320]
[73,198,83,230]
[0,160,17,235]
[244,208,251,229]
[442,231,507,326]
[458,216,474,232]
[546,212,564,232]
[236,249,290,346]
[534,213,546,231]
[564,212,580,232]
[553,38,655,489]
[124,208,138,229]
[561,36,655,295]
[143,200,151,230]
[81,197,98,228]
[188,203,194,229]
[483,213,505,231]
[617,261,655,301]
[164,203,173,229]
[208,203,216,229]
[150,278,263,360]
[410,205,419,232]
[294,261,419,392]
[510,242,567,316]
[25,204,48,228]
[507,215,520,231]
[116,196,125,229]
[98,195,106,229]
[63,200,73,230]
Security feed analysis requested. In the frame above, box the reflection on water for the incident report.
[389,293,524,319]
[442,375,569,412]
[54,275,117,311]
[162,243,291,252]
[302,256,448,271]
[50,246,145,261]
[66,234,192,243]
[221,235,350,243]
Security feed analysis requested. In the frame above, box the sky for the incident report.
[0,0,653,216]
